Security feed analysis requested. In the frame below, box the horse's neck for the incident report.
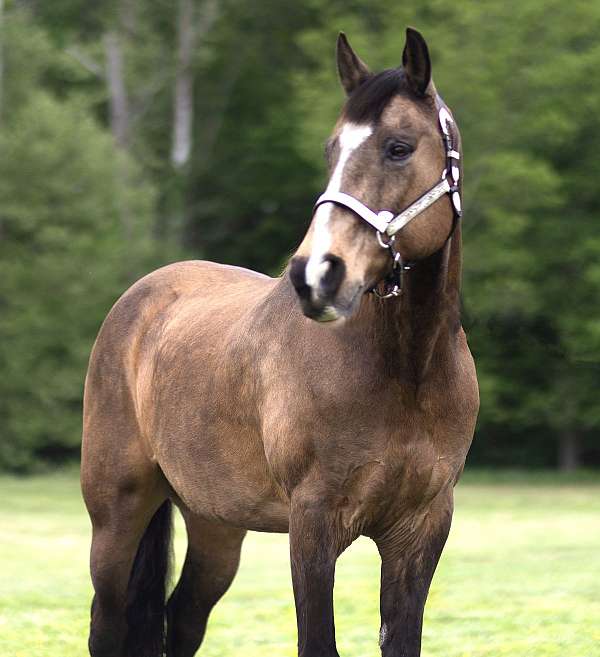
[367,231,462,382]
[268,229,462,382]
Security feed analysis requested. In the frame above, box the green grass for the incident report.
[1,469,599,657]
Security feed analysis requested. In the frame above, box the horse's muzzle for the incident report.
[289,255,346,322]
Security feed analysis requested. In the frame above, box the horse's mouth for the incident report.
[304,306,341,322]
[300,283,365,323]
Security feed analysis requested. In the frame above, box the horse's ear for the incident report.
[336,32,371,96]
[402,27,432,96]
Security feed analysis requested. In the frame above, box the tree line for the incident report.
[1,0,599,470]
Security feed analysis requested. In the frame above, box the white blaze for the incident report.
[305,122,373,288]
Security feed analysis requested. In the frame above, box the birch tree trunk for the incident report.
[0,0,4,128]
[0,0,4,240]
[104,7,133,258]
[104,30,129,149]
[171,0,219,169]
[558,428,581,472]
[171,0,196,169]
[164,0,219,248]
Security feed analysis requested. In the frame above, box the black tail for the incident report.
[124,500,173,657]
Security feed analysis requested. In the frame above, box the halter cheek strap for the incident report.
[312,98,462,298]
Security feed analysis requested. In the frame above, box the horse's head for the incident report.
[290,28,461,322]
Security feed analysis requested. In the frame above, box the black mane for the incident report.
[343,68,421,124]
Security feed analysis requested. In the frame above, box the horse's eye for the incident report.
[386,141,414,162]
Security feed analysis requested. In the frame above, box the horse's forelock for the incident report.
[343,66,440,126]
[343,68,408,124]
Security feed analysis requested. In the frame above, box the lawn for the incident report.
[1,469,599,657]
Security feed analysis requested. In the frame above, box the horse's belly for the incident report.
[155,423,291,532]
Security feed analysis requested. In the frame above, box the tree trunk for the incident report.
[558,429,581,472]
[163,0,219,249]
[104,30,129,149]
[0,0,4,127]
[104,11,133,263]
[171,0,219,168]
[0,0,4,241]
[171,0,196,169]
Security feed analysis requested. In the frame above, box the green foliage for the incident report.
[177,0,323,272]
[1,1,600,469]
[0,92,156,470]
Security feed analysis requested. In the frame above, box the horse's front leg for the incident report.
[374,495,453,657]
[289,488,353,657]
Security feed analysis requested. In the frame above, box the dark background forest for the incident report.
[1,0,599,471]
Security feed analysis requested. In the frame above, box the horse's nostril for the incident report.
[289,256,311,300]
[289,254,345,305]
[320,254,345,298]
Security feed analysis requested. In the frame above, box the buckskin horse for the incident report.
[81,27,479,657]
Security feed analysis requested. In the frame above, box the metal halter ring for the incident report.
[372,282,400,299]
[376,231,394,249]
[372,241,404,298]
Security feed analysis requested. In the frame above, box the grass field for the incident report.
[1,470,599,657]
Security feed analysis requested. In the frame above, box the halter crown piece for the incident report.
[313,98,462,299]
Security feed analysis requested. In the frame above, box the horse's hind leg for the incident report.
[87,501,159,656]
[166,514,246,657]
[82,430,170,657]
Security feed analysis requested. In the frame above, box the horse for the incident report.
[81,27,479,657]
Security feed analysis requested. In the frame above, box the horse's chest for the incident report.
[318,391,473,527]
[263,347,478,527]
[338,431,459,526]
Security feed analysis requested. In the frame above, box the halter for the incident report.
[313,97,462,299]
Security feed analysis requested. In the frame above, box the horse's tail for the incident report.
[124,499,173,657]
